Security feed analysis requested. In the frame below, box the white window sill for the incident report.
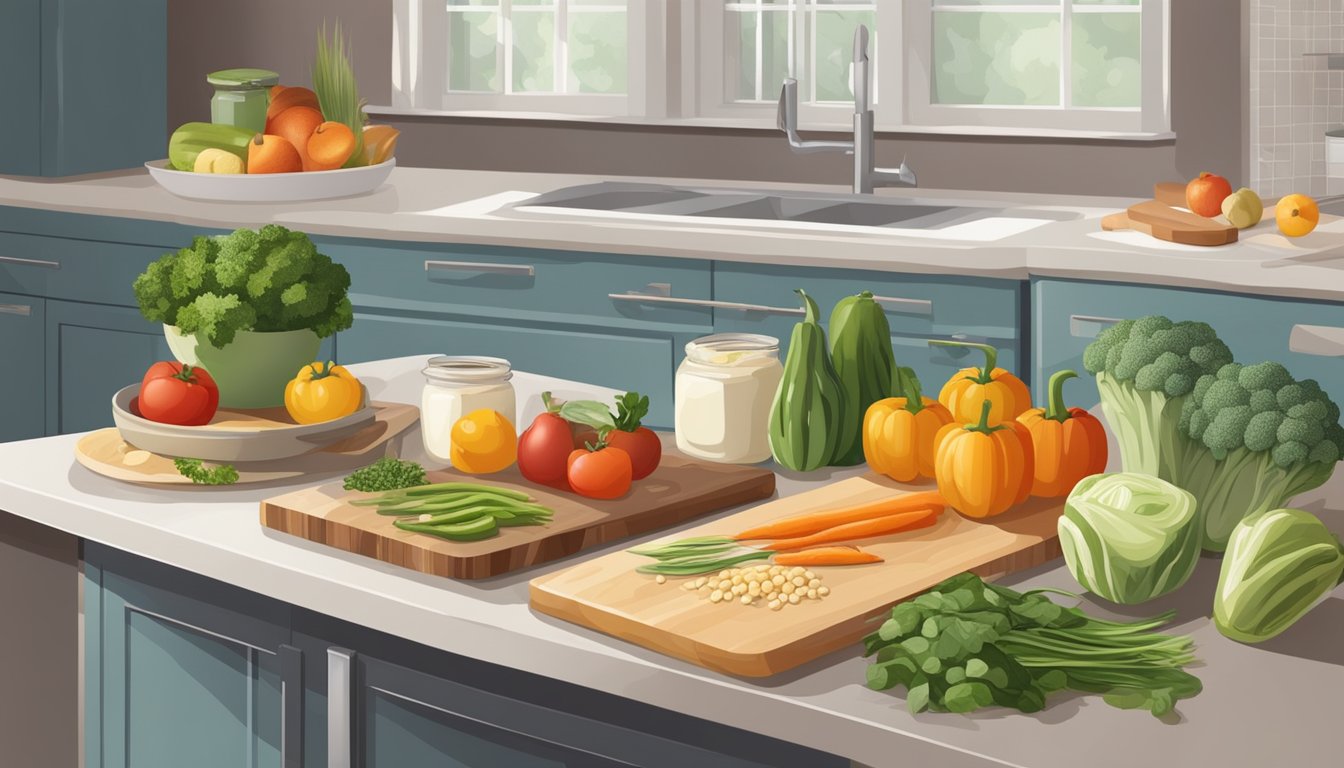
[366,105,1176,142]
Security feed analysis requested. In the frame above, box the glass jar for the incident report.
[421,356,516,464]
[675,334,783,464]
[207,68,280,134]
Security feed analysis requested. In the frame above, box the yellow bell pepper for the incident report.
[284,361,363,424]
[450,409,518,474]
[929,340,1032,426]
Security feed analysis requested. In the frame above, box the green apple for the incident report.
[1221,187,1263,229]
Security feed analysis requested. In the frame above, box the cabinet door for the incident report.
[44,301,171,434]
[84,544,303,768]
[0,0,40,175]
[338,312,678,427]
[0,294,46,441]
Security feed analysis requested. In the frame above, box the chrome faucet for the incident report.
[776,25,916,194]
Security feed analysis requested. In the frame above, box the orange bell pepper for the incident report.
[934,399,1034,518]
[929,340,1032,426]
[1017,370,1108,498]
[862,371,954,483]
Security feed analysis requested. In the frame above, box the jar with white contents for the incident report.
[674,334,783,464]
[421,356,516,464]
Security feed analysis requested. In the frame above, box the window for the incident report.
[393,0,655,115]
[391,0,1169,137]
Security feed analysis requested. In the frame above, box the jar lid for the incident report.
[423,356,514,384]
[685,333,779,365]
[207,68,281,88]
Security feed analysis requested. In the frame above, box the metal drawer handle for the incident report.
[609,291,806,316]
[1289,324,1344,357]
[425,259,535,277]
[1070,314,1123,339]
[0,303,31,316]
[327,647,355,768]
[871,295,933,315]
[279,645,304,768]
[0,255,61,269]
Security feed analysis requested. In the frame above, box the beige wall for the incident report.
[168,0,1247,197]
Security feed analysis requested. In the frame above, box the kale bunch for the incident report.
[134,225,354,348]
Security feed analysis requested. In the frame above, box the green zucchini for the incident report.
[768,289,847,471]
[167,122,254,171]
[828,290,897,465]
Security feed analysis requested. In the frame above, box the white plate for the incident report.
[145,157,395,202]
[111,384,375,462]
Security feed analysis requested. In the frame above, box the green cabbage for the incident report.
[1214,508,1344,643]
[1059,473,1201,605]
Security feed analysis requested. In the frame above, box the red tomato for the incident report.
[517,412,578,488]
[138,362,219,426]
[567,446,633,500]
[605,427,662,480]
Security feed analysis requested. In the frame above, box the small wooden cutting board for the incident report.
[530,475,1065,677]
[1125,200,1237,245]
[261,457,777,579]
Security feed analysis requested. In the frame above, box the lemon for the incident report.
[1220,188,1263,229]
[1276,193,1319,238]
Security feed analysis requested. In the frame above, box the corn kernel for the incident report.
[740,595,753,605]
[818,586,831,596]
[808,578,821,589]
[710,590,724,603]
[788,593,801,605]
[806,589,818,599]
[768,599,782,610]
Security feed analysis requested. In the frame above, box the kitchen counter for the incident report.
[3,167,1344,302]
[1,355,1341,768]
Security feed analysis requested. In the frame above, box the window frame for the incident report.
[391,0,662,117]
[902,0,1169,134]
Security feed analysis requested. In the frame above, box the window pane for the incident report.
[512,10,555,92]
[932,12,1060,106]
[1071,11,1140,106]
[569,10,627,94]
[933,0,1058,5]
[448,11,500,92]
[813,9,874,102]
[1074,0,1138,5]
[727,9,791,102]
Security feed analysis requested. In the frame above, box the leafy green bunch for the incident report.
[134,225,354,348]
[863,573,1202,718]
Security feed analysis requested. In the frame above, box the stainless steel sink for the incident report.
[514,182,1076,232]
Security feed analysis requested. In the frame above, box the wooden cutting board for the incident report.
[530,475,1065,678]
[261,457,776,579]
[1125,200,1238,245]
[74,402,420,485]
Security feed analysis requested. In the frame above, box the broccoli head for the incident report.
[1083,316,1234,479]
[1176,360,1344,551]
[133,225,354,349]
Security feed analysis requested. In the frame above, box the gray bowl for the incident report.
[111,384,376,462]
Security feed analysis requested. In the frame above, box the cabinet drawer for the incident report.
[1034,279,1344,410]
[0,231,167,307]
[321,239,714,333]
[339,313,677,426]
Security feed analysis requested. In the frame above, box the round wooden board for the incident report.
[74,402,419,486]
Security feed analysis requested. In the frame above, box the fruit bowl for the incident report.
[145,157,395,202]
[111,384,375,462]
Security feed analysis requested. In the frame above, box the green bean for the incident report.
[394,515,498,541]
[635,550,772,575]
[368,493,535,514]
[400,507,498,526]
[396,482,531,500]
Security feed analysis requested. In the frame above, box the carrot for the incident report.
[734,491,944,541]
[771,547,883,567]
[761,507,941,552]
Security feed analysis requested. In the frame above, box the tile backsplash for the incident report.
[1250,0,1344,199]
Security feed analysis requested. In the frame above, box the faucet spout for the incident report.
[776,79,853,154]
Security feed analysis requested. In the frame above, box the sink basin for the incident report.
[514,182,1076,239]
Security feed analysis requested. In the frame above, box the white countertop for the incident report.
[3,166,1344,301]
[0,355,1341,768]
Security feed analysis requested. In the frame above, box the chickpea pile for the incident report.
[660,564,830,610]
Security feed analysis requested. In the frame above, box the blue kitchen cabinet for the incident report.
[1033,279,1344,409]
[0,293,46,442]
[712,263,1026,392]
[84,544,302,768]
[0,0,166,176]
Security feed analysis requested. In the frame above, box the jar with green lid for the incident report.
[208,68,280,134]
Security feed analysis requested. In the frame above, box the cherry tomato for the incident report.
[567,445,633,500]
[138,362,219,426]
[518,412,577,488]
[606,427,662,480]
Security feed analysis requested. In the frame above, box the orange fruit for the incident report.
[246,134,302,174]
[268,106,325,171]
[449,409,518,474]
[307,121,357,171]
[1276,193,1319,237]
[266,86,320,123]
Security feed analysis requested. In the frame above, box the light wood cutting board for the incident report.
[1124,200,1238,245]
[74,402,419,485]
[261,457,777,579]
[530,475,1065,678]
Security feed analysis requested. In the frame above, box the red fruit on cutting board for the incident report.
[1185,172,1233,218]
[517,411,577,488]
[607,391,661,480]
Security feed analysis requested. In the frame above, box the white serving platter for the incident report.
[145,157,395,202]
